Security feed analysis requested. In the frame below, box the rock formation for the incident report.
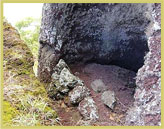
[38,3,151,82]
[37,3,161,126]
[69,85,90,104]
[3,21,58,126]
[126,3,161,126]
[46,59,99,122]
[47,59,86,100]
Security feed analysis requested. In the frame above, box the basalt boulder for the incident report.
[91,79,107,93]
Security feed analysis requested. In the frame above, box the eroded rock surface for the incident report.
[38,3,152,81]
[126,3,161,126]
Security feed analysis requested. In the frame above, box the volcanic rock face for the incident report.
[38,3,151,82]
[126,3,161,126]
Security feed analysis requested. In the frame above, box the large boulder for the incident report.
[38,3,152,82]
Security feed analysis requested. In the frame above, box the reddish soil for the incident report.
[51,99,82,126]
[53,63,136,126]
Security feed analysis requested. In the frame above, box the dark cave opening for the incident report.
[62,33,149,73]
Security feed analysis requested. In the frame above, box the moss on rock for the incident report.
[3,101,18,126]
[3,21,58,126]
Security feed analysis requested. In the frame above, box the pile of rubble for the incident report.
[46,59,100,122]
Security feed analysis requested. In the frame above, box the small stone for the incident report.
[91,79,107,93]
[51,59,70,81]
[69,85,90,104]
[101,90,116,110]
[78,97,99,121]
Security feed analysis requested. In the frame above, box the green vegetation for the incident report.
[12,94,58,126]
[3,20,59,126]
[3,101,18,126]
[15,17,41,59]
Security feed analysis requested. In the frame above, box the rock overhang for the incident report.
[38,3,153,82]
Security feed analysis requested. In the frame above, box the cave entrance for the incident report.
[63,24,150,124]
[54,34,149,125]
[38,3,153,125]
[64,31,149,125]
[61,9,150,124]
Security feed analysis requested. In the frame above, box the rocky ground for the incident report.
[45,60,137,126]
[70,63,136,125]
